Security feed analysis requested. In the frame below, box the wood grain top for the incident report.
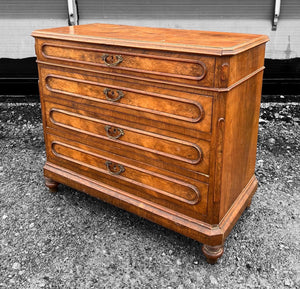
[32,23,269,56]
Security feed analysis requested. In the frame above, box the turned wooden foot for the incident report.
[202,244,224,264]
[45,177,59,192]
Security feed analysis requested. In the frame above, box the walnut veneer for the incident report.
[32,23,269,264]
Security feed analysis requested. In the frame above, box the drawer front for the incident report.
[39,66,213,138]
[37,39,215,87]
[46,133,208,219]
[44,101,210,178]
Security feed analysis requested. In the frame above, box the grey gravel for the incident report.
[0,100,299,288]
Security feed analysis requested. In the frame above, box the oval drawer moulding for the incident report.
[45,73,205,123]
[50,140,202,206]
[41,42,208,81]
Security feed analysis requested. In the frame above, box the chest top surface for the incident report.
[32,23,269,56]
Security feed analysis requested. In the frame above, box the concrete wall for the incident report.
[1,0,299,59]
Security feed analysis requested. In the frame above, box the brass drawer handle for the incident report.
[105,161,125,175]
[105,125,124,140]
[102,54,123,67]
[103,88,124,102]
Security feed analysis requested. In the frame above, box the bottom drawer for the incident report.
[46,133,208,220]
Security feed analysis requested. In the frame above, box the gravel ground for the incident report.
[0,99,299,289]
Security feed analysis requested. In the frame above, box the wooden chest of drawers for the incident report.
[32,24,268,264]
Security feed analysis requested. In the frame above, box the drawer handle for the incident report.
[103,88,124,102]
[105,125,124,140]
[105,161,125,175]
[102,54,123,67]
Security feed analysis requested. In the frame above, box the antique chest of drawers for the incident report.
[32,24,268,263]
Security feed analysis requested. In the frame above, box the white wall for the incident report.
[0,19,67,59]
[80,18,300,60]
[0,0,299,59]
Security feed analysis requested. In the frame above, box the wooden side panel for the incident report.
[219,71,263,220]
[216,45,266,89]
[227,44,266,87]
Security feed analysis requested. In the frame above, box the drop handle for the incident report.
[103,88,124,102]
[105,161,125,175]
[102,54,123,67]
[105,125,124,140]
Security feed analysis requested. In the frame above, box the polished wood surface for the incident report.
[35,38,216,87]
[33,24,268,264]
[44,101,211,177]
[32,23,268,55]
[39,65,214,138]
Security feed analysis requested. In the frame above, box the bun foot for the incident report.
[45,177,59,192]
[202,244,224,264]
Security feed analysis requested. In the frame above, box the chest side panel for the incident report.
[219,71,264,220]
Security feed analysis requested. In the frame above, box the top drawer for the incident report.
[35,39,216,88]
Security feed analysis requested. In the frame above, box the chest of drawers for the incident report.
[32,24,268,264]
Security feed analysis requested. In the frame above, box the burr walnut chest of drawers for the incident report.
[32,23,269,263]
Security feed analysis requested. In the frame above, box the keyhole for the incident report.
[110,55,115,63]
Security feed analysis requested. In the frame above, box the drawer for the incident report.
[44,101,210,178]
[39,66,213,139]
[36,39,215,87]
[46,133,208,219]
